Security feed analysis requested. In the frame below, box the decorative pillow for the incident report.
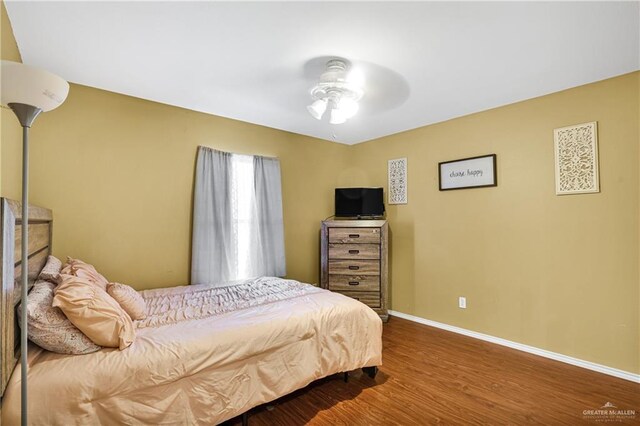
[53,274,135,350]
[107,282,147,320]
[38,255,63,282]
[18,279,101,355]
[61,257,109,291]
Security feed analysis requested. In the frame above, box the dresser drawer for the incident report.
[328,259,380,275]
[341,291,381,308]
[328,275,380,292]
[328,227,381,244]
[328,243,379,260]
[321,220,388,322]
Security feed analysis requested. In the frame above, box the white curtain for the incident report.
[191,147,234,284]
[191,146,286,285]
[252,156,286,277]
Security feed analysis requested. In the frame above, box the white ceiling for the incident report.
[6,1,639,145]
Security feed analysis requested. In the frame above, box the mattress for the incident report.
[1,277,382,425]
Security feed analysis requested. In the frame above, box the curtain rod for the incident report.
[197,145,279,160]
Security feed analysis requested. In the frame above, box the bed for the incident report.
[0,198,383,424]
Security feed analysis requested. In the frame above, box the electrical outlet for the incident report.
[458,296,467,309]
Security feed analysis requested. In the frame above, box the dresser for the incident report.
[320,220,388,322]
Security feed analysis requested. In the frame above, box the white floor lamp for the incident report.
[1,60,69,426]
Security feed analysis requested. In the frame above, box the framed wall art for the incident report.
[438,154,497,191]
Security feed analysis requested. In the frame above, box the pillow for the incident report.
[61,257,109,291]
[53,274,135,350]
[18,279,101,355]
[38,255,63,282]
[107,282,147,320]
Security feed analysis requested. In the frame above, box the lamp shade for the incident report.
[1,60,69,111]
[307,99,327,120]
[329,108,347,125]
[337,97,359,119]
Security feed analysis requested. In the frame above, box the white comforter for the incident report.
[2,278,382,425]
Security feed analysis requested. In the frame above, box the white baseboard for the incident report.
[388,310,640,384]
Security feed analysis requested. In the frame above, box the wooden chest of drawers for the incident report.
[320,220,388,321]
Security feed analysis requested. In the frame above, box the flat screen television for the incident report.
[335,187,385,218]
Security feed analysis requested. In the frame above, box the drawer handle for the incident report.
[348,234,360,238]
[348,281,360,286]
[348,250,360,254]
[353,297,360,301]
[348,265,360,270]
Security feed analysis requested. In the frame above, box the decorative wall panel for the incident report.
[554,122,599,195]
[388,158,407,204]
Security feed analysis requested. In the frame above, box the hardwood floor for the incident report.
[227,316,640,425]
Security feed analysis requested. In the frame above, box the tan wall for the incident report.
[350,72,639,374]
[1,83,351,289]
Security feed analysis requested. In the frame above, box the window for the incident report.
[192,147,286,285]
[231,154,254,280]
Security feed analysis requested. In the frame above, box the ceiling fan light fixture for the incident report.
[329,107,347,125]
[337,97,359,119]
[307,98,327,120]
[307,58,363,124]
[346,68,365,87]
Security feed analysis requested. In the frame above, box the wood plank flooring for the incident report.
[227,316,640,425]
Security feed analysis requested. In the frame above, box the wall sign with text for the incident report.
[438,154,497,191]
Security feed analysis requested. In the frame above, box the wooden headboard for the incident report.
[0,198,53,396]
